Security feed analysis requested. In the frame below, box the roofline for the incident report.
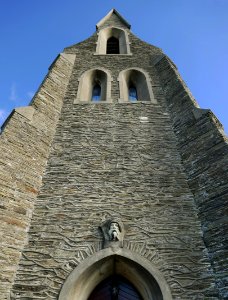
[96,9,131,30]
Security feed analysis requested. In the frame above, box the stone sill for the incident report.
[93,53,133,56]
[73,101,159,105]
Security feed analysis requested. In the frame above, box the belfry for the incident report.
[0,9,227,299]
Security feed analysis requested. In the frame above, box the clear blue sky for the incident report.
[0,0,227,133]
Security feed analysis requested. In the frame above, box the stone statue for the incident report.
[108,222,121,241]
[100,219,124,248]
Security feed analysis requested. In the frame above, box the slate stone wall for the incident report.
[155,55,228,299]
[10,30,219,299]
[0,53,75,300]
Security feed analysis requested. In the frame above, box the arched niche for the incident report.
[118,68,157,103]
[96,27,131,55]
[75,68,112,103]
[59,248,172,300]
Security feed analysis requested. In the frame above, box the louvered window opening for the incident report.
[92,83,101,101]
[88,275,143,300]
[129,85,138,101]
[107,37,120,54]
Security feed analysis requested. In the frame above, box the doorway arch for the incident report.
[59,248,172,300]
[88,274,143,300]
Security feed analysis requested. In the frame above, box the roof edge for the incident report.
[96,9,131,30]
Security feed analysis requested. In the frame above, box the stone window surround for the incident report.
[74,67,113,103]
[59,248,173,300]
[74,67,156,104]
[95,26,131,55]
[118,67,157,103]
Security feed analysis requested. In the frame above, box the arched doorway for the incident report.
[59,248,173,300]
[88,275,143,300]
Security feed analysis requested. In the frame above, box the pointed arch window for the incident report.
[91,83,101,101]
[107,37,120,54]
[129,84,138,101]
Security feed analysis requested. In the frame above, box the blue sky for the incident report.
[0,0,227,133]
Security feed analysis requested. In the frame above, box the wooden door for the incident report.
[88,275,143,300]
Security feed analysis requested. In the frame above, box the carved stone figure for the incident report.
[100,219,124,248]
[108,222,121,241]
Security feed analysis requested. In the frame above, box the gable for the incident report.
[96,9,131,30]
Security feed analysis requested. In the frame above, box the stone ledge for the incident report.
[14,106,35,121]
[1,106,35,133]
[193,107,224,130]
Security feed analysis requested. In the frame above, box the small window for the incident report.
[107,37,119,54]
[118,68,155,103]
[129,85,138,101]
[75,68,112,103]
[91,83,101,101]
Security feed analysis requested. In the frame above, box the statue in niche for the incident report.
[100,219,124,248]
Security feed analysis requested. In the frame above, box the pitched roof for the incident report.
[96,9,131,30]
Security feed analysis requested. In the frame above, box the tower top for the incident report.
[96,9,131,30]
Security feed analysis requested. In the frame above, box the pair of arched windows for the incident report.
[91,81,138,102]
[76,68,155,103]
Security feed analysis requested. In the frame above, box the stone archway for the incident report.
[88,274,143,299]
[59,248,173,300]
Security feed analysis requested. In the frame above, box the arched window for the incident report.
[129,84,138,101]
[107,37,120,54]
[75,68,112,103]
[118,68,156,103]
[91,83,101,101]
[88,275,143,300]
[96,27,130,55]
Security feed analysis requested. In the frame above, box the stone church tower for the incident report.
[0,9,227,300]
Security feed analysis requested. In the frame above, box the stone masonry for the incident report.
[0,9,227,300]
[154,55,228,298]
[0,54,75,299]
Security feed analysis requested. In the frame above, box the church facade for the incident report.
[0,9,227,300]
